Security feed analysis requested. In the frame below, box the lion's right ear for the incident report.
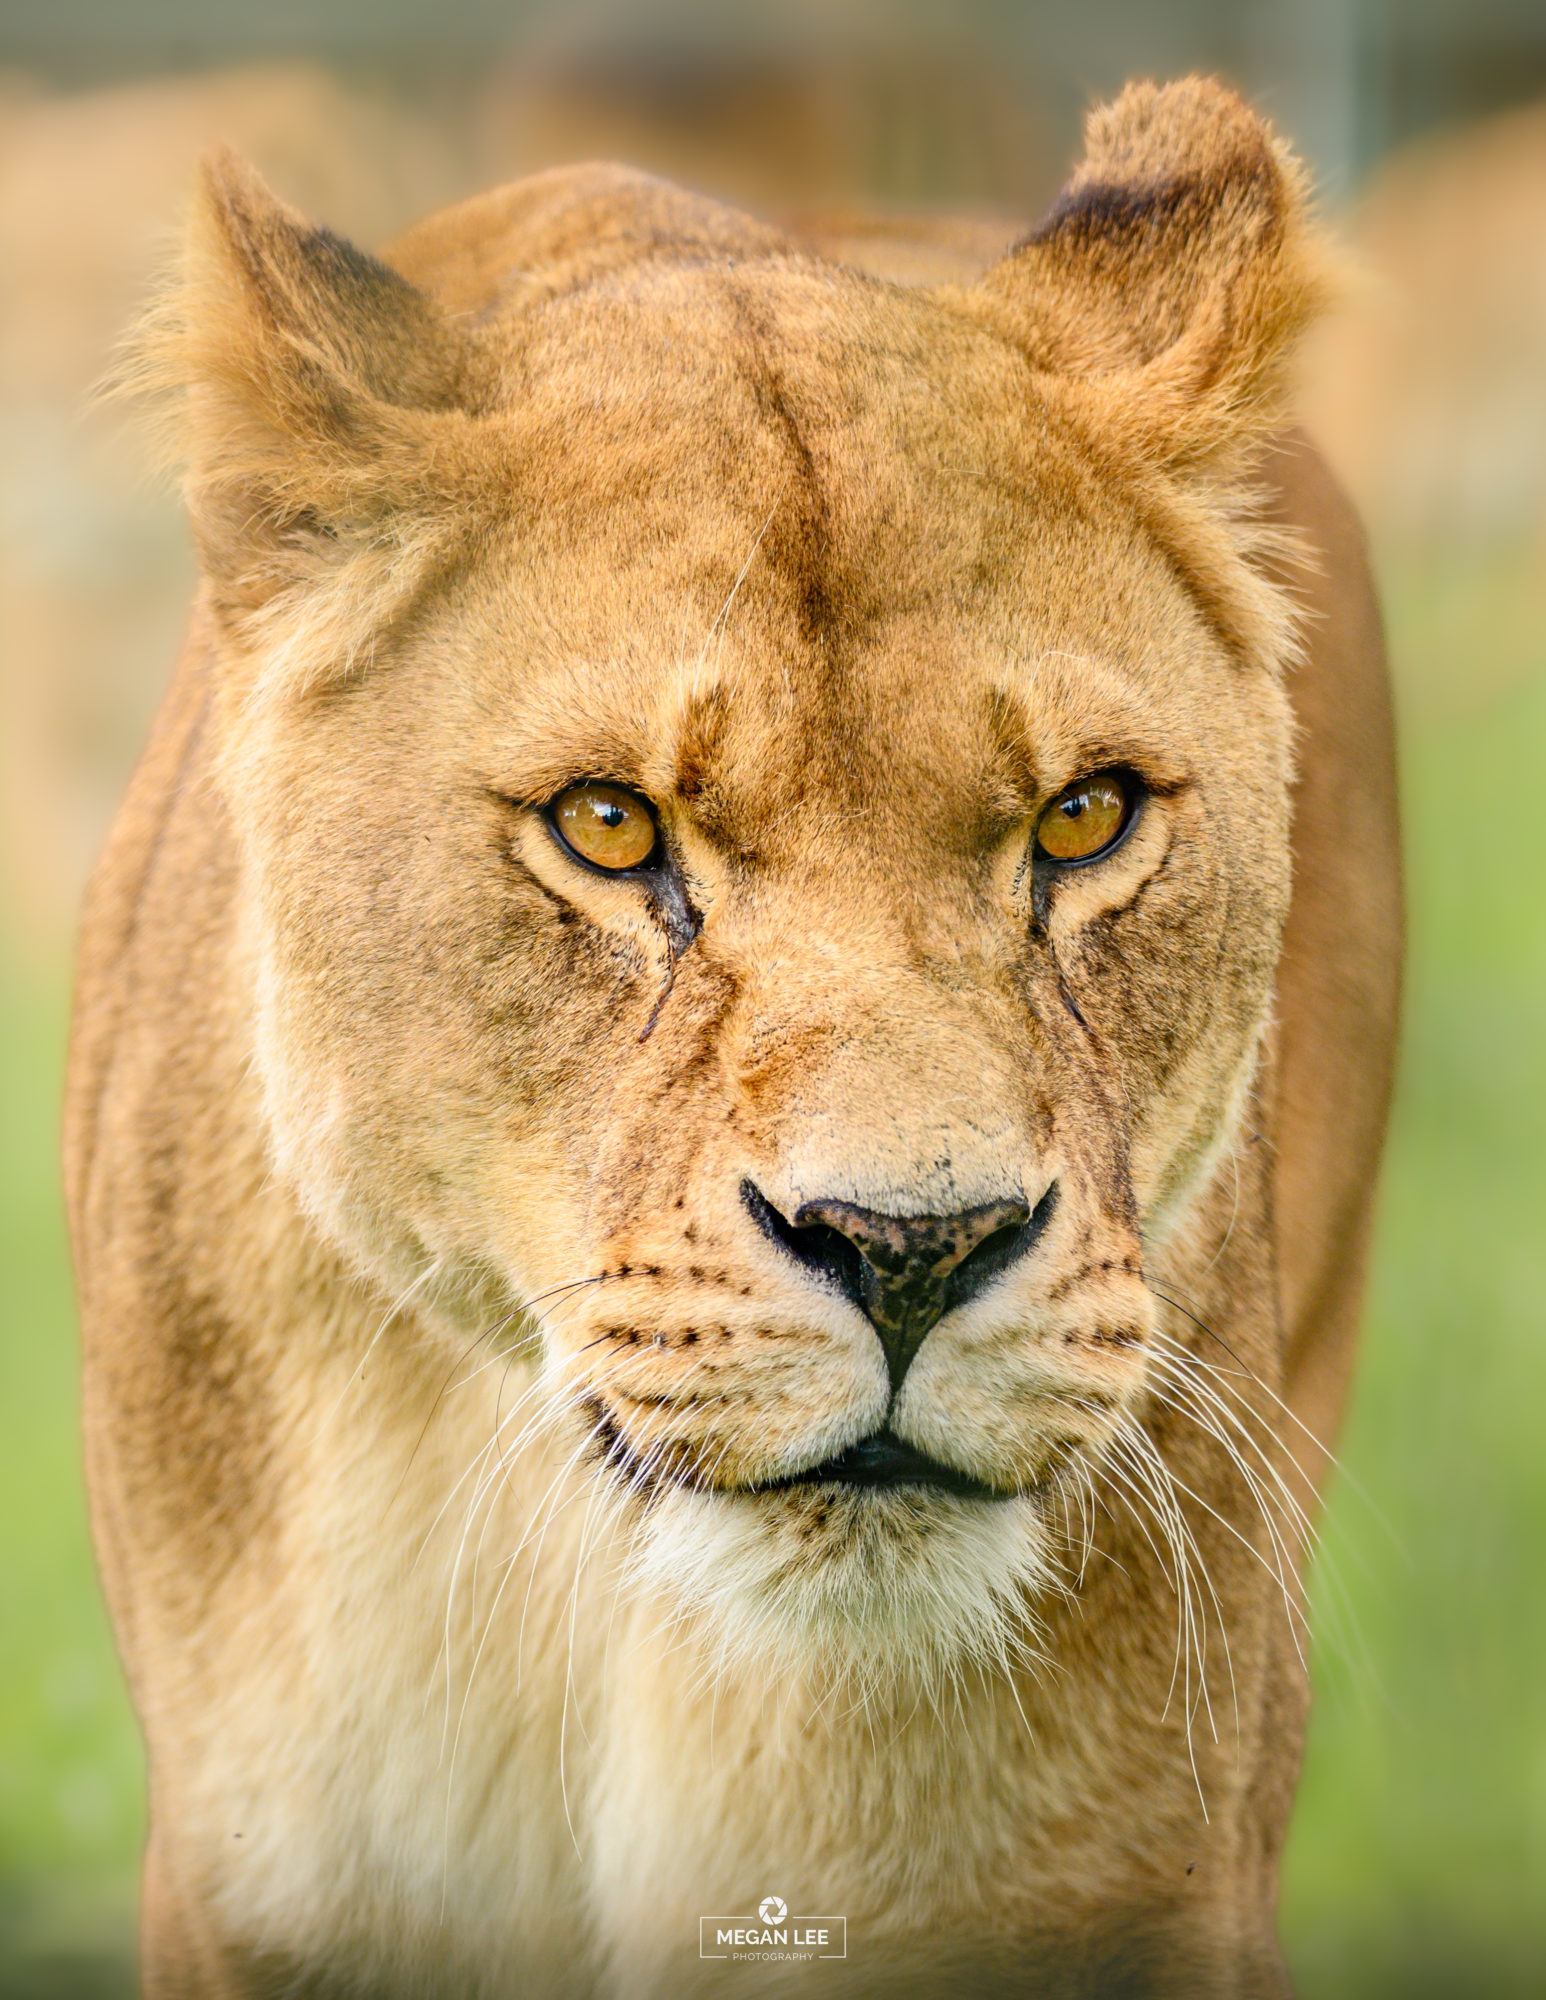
[125,150,484,653]
[963,78,1336,479]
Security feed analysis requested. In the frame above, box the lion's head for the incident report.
[142,78,1330,1689]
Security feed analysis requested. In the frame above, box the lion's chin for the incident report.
[626,1479,1061,1696]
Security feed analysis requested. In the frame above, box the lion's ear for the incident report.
[130,149,481,647]
[967,77,1335,474]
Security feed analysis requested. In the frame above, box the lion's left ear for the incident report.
[123,149,492,682]
[964,76,1335,475]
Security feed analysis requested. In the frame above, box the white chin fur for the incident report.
[627,1483,1060,1698]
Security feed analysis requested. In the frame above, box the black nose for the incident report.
[741,1180,1057,1391]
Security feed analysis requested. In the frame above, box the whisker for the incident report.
[1100,1417,1218,1813]
[1140,1364,1313,1672]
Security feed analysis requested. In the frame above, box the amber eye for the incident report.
[551,782,659,873]
[1035,772,1132,864]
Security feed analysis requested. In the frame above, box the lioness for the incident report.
[67,77,1399,1998]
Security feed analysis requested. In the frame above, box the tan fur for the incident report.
[68,78,1399,1999]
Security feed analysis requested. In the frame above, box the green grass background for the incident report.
[1,554,1542,1996]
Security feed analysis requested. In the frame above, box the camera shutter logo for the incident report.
[758,1896,787,1924]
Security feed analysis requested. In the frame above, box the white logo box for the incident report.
[699,1916,848,1960]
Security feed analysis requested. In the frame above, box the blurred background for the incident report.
[1,1,1543,1994]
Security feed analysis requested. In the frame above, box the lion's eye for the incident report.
[551,783,659,872]
[1035,773,1131,864]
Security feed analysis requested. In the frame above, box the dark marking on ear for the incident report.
[1025,154,1281,257]
[207,153,469,414]
[1027,175,1198,248]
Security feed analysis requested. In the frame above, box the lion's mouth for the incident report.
[589,1399,1013,1503]
[756,1430,1008,1501]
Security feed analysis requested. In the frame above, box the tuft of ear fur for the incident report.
[968,77,1336,474]
[119,150,489,678]
[952,78,1340,672]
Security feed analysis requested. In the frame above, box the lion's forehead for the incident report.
[496,265,1104,559]
[450,315,1229,842]
[506,259,1017,424]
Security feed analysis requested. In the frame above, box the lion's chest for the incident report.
[173,1391,1089,1994]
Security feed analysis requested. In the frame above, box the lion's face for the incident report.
[165,104,1320,1680]
[221,265,1289,1675]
